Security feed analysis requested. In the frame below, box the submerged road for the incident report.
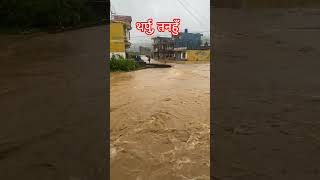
[110,62,210,180]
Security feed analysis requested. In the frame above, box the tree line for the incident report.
[0,0,107,30]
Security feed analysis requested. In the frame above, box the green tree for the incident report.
[0,0,104,30]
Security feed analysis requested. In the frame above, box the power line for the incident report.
[181,0,208,24]
[176,0,207,27]
[176,0,202,26]
[110,3,115,14]
[182,0,210,23]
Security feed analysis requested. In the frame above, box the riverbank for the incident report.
[110,60,172,73]
[156,59,210,64]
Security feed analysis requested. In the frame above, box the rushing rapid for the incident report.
[110,62,210,180]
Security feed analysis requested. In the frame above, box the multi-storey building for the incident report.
[110,15,132,58]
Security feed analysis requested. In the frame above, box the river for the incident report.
[110,61,210,180]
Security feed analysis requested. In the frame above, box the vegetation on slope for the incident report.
[0,0,106,32]
[110,55,140,72]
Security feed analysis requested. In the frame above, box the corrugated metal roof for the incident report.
[113,15,132,23]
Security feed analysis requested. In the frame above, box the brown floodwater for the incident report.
[110,62,210,180]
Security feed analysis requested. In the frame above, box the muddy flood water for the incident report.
[110,61,210,180]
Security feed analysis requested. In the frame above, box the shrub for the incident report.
[110,55,139,72]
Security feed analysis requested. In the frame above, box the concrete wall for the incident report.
[186,50,210,61]
[110,52,126,59]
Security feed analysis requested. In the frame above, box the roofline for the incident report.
[111,20,132,30]
[152,36,172,38]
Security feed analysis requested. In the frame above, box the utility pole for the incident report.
[110,3,116,20]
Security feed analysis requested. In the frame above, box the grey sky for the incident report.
[111,0,210,44]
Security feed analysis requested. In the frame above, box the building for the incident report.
[152,37,175,60]
[174,29,210,61]
[173,47,187,60]
[152,30,210,61]
[110,15,132,58]
[173,29,210,61]
[173,29,203,50]
[139,46,152,56]
[173,47,210,61]
[172,29,210,61]
[172,28,210,61]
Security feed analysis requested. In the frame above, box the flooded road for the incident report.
[110,62,210,180]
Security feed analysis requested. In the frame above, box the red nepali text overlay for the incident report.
[135,18,181,36]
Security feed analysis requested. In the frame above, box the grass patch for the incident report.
[110,55,141,72]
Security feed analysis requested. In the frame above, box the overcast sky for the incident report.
[111,0,210,44]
